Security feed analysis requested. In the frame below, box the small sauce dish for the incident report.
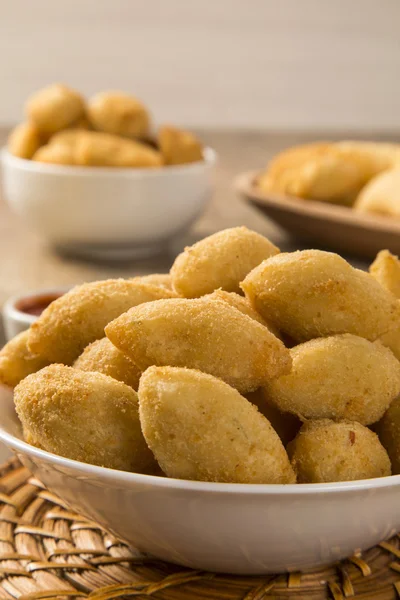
[2,288,66,341]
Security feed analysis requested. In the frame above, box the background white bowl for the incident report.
[0,387,399,575]
[1,148,216,260]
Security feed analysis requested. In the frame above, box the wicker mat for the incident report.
[0,457,398,599]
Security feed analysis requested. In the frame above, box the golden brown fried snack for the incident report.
[369,250,400,359]
[158,125,203,165]
[88,91,150,139]
[259,141,400,205]
[8,122,42,159]
[241,250,400,342]
[355,169,400,217]
[74,338,141,390]
[75,131,162,167]
[264,335,400,425]
[0,330,50,388]
[131,273,175,293]
[171,227,279,298]
[288,420,391,483]
[259,143,367,205]
[14,365,157,473]
[205,289,281,338]
[370,250,400,298]
[375,397,400,474]
[138,366,296,483]
[48,128,91,150]
[245,388,301,446]
[33,143,75,165]
[106,297,291,393]
[28,279,174,365]
[25,84,85,135]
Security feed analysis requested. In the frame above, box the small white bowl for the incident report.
[2,288,67,341]
[0,387,399,575]
[1,148,216,260]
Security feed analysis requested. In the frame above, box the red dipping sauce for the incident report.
[16,292,63,317]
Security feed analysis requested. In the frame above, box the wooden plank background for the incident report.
[1,0,400,131]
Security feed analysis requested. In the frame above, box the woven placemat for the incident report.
[0,458,399,600]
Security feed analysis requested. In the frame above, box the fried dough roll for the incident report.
[138,366,296,483]
[241,250,400,342]
[0,330,49,388]
[88,91,150,139]
[158,125,203,165]
[74,338,141,390]
[171,227,279,298]
[355,169,400,217]
[25,84,85,134]
[14,365,157,473]
[131,273,175,293]
[288,420,391,483]
[75,131,162,167]
[28,279,174,365]
[370,250,400,299]
[8,122,42,159]
[106,297,291,393]
[264,334,400,425]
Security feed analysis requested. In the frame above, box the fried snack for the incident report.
[74,338,141,390]
[355,169,400,217]
[258,143,367,205]
[106,297,291,393]
[245,388,301,446]
[241,250,400,342]
[14,365,157,473]
[171,227,279,298]
[205,289,281,338]
[370,250,400,298]
[259,141,400,205]
[288,420,391,483]
[33,143,75,165]
[74,131,162,167]
[138,366,296,483]
[48,128,91,149]
[131,274,175,293]
[335,141,400,178]
[88,91,150,139]
[28,279,174,365]
[264,335,400,425]
[375,397,400,474]
[0,330,50,388]
[8,122,42,159]
[25,84,85,134]
[158,125,203,165]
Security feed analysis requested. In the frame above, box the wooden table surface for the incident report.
[0,128,397,322]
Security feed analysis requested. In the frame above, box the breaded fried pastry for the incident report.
[106,297,291,393]
[14,364,156,473]
[138,366,296,483]
[28,279,174,365]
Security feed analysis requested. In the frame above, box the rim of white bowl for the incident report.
[2,287,71,326]
[1,422,399,495]
[1,147,217,176]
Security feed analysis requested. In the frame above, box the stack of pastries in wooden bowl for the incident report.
[258,141,400,217]
[7,83,203,167]
[1,227,400,485]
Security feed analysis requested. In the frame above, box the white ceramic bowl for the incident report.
[1,148,216,260]
[0,387,399,575]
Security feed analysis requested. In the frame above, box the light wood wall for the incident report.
[1,0,399,130]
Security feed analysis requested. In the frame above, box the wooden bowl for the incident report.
[235,170,400,260]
